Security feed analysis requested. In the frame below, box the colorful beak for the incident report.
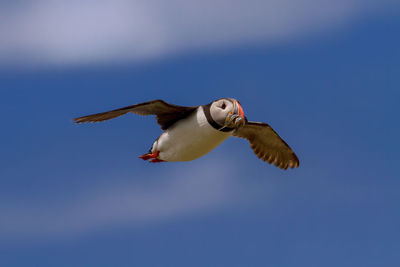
[222,100,246,129]
[232,100,245,128]
[236,101,245,119]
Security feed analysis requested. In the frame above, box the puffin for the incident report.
[74,98,299,170]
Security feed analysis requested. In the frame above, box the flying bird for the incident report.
[74,98,299,170]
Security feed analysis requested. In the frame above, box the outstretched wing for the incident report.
[73,99,198,130]
[232,121,299,170]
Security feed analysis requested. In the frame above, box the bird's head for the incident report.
[209,98,246,129]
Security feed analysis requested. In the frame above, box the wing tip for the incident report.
[73,117,84,124]
[73,116,102,124]
[258,150,299,170]
[73,117,85,124]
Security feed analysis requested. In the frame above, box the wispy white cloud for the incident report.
[0,158,243,240]
[0,0,398,67]
[0,151,390,242]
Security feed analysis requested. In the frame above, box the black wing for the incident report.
[233,121,299,170]
[73,99,198,130]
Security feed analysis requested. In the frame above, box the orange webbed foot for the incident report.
[139,151,164,162]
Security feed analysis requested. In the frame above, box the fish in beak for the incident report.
[224,100,246,129]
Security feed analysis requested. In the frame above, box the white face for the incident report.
[210,99,235,125]
[209,98,245,128]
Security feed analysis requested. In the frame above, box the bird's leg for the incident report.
[138,151,164,162]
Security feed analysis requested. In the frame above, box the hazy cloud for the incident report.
[0,0,398,67]
[0,153,389,241]
[0,159,241,240]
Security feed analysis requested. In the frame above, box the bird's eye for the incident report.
[220,102,226,109]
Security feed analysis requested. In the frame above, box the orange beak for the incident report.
[231,100,245,128]
[236,101,245,119]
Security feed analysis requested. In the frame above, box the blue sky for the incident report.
[0,1,399,266]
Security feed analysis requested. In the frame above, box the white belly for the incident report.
[151,106,232,161]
